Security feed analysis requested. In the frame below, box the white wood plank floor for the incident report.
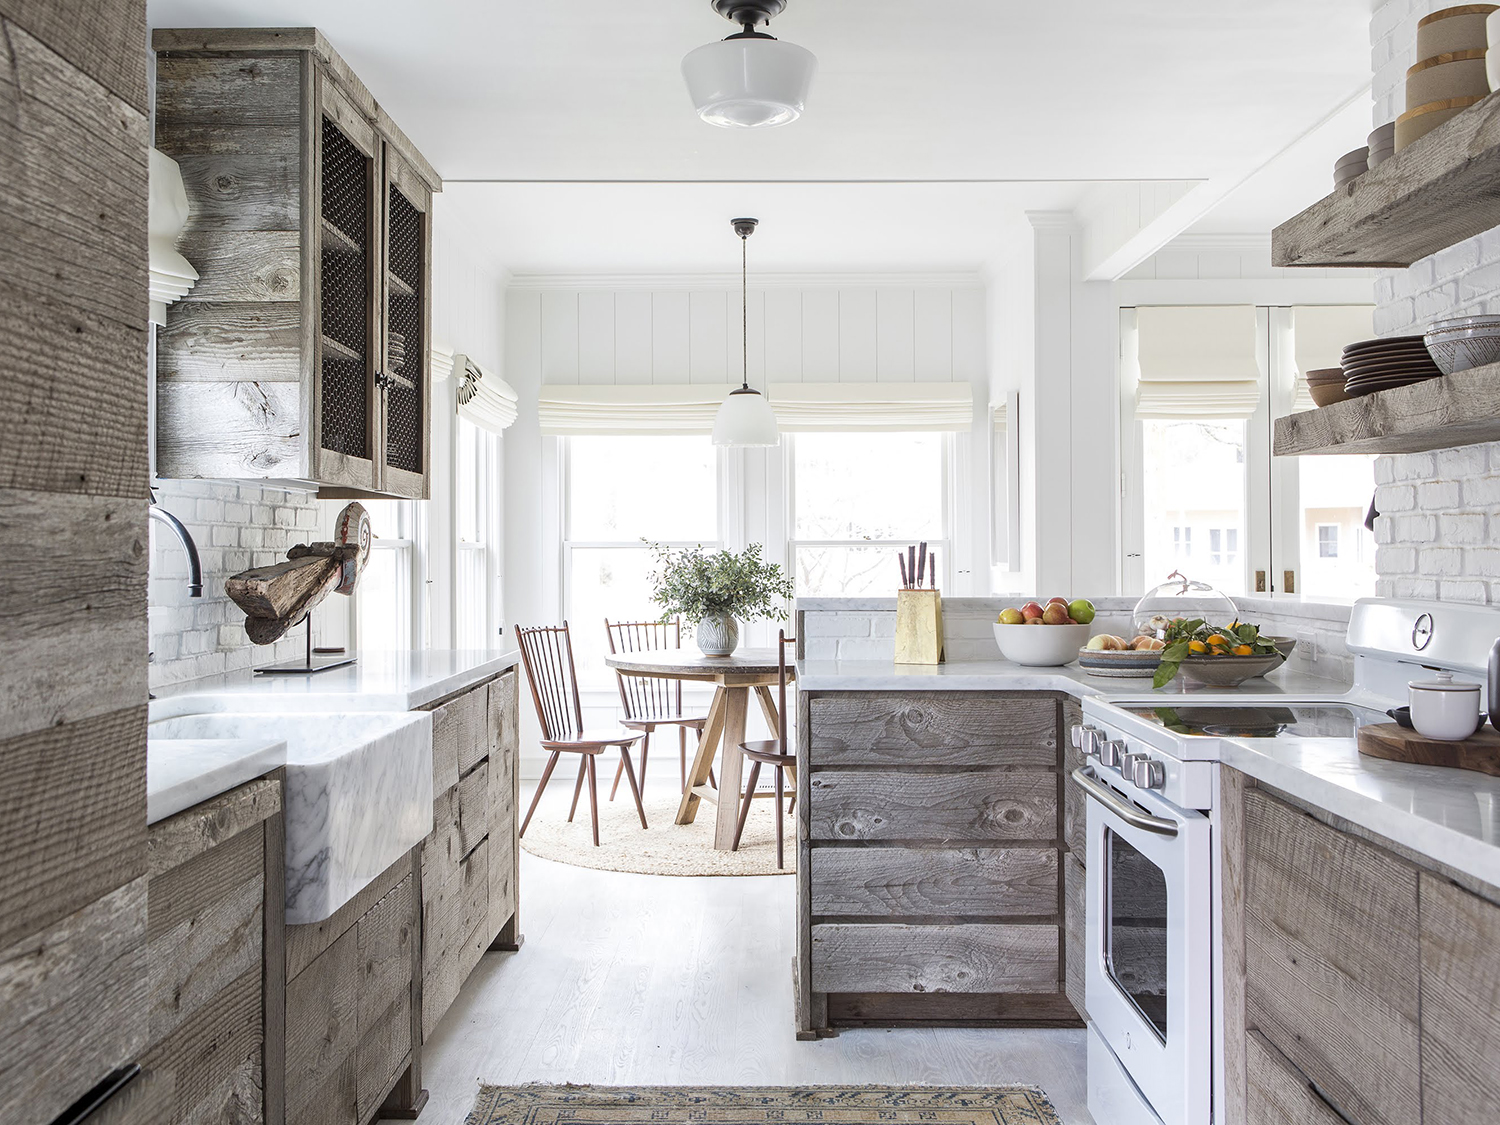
[404,775,1094,1125]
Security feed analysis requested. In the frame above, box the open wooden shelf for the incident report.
[1272,92,1500,268]
[1274,364,1500,456]
[387,270,415,298]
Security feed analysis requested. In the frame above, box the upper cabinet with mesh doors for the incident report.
[153,28,440,499]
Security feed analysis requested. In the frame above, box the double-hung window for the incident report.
[563,434,719,685]
[454,416,501,649]
[787,431,950,596]
[356,498,421,650]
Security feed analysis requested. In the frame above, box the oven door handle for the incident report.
[1071,766,1179,837]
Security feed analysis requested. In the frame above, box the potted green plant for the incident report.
[646,542,796,656]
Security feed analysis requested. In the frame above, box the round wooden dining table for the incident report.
[603,647,794,850]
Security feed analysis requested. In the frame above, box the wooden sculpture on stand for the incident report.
[225,503,371,669]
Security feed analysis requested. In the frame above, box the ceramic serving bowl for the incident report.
[1409,670,1484,740]
[1423,315,1500,374]
[993,622,1091,667]
[1177,651,1286,687]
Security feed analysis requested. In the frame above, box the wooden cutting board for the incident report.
[1356,722,1500,777]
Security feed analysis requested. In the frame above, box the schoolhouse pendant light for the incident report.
[712,218,780,447]
[682,0,816,129]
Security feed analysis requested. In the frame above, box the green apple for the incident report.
[998,607,1025,625]
[1067,598,1096,625]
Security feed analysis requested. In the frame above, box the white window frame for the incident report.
[783,430,957,594]
[354,498,424,650]
[1316,522,1340,559]
[453,417,503,649]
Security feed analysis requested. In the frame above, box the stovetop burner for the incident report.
[1116,702,1388,740]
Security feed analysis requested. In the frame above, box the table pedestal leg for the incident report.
[676,686,726,825]
[713,687,750,849]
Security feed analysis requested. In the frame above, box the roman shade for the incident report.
[1134,305,1262,420]
[538,382,974,435]
[768,382,973,431]
[455,353,520,433]
[1292,305,1372,411]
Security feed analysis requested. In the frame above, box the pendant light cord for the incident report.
[741,233,749,391]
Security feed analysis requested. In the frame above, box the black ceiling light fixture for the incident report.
[711,217,780,446]
[682,0,817,128]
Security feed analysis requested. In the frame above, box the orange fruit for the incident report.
[1206,633,1227,647]
[1232,644,1253,656]
[1188,640,1207,654]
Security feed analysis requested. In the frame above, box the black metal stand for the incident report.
[254,614,357,675]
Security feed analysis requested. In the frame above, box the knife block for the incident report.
[894,589,945,665]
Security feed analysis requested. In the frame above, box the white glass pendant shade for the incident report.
[712,386,780,446]
[682,36,816,128]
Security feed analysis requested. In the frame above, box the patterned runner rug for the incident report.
[465,1084,1062,1125]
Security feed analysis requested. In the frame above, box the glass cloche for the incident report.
[1133,571,1238,640]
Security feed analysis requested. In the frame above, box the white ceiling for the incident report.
[147,0,1376,273]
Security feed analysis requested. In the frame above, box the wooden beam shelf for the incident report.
[387,270,415,299]
[1274,364,1500,456]
[1272,92,1500,269]
[320,217,362,258]
[320,334,362,363]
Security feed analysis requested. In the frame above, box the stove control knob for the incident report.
[1122,751,1146,775]
[1079,726,1103,757]
[1070,723,1085,749]
[1131,757,1166,790]
[1101,739,1127,768]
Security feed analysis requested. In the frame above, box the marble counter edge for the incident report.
[1223,738,1500,892]
[147,737,287,825]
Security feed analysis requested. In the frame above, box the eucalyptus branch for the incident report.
[645,541,796,626]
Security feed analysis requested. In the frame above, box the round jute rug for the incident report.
[520,791,796,876]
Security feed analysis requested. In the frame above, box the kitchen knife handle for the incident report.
[898,553,908,589]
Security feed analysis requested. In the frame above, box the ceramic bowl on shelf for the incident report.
[1177,651,1287,687]
[1423,315,1500,374]
[992,622,1091,667]
[1417,4,1496,60]
[1368,121,1397,166]
[1076,647,1162,678]
[1405,50,1489,108]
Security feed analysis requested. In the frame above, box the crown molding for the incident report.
[1026,210,1078,232]
[505,270,988,291]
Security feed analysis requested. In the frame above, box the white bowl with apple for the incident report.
[993,598,1094,666]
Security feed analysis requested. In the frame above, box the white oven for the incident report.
[1074,736,1213,1125]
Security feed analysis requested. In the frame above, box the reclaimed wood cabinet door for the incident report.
[1419,873,1500,1125]
[376,144,431,499]
[1242,790,1420,1125]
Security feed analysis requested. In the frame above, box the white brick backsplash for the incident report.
[1418,547,1461,575]
[804,614,871,639]
[150,479,322,689]
[836,637,896,662]
[1391,514,1438,542]
[1418,480,1461,510]
[1376,546,1417,574]
[1439,513,1485,543]
[1375,484,1415,512]
[1440,579,1490,603]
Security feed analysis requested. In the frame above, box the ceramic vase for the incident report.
[696,613,740,656]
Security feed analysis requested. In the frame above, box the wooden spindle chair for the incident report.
[604,617,715,798]
[731,629,797,869]
[515,622,648,847]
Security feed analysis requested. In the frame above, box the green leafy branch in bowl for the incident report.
[644,541,796,626]
[1152,618,1281,689]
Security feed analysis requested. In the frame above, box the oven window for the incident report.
[1106,828,1170,1041]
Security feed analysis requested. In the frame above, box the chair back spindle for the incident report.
[604,618,686,721]
[515,622,585,741]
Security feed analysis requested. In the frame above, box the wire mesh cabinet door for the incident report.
[377,143,432,499]
[312,72,380,493]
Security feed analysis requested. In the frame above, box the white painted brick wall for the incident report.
[1368,0,1500,605]
[149,479,322,687]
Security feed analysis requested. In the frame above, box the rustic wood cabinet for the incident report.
[152,28,439,499]
[795,690,1080,1036]
[141,773,285,1125]
[417,668,522,1040]
[1224,775,1500,1125]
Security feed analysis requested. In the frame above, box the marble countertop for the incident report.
[147,737,286,825]
[150,648,521,717]
[794,657,1352,700]
[1224,737,1500,890]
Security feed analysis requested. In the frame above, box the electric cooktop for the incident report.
[1115,702,1390,740]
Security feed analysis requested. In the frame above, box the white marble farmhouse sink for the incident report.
[149,710,434,924]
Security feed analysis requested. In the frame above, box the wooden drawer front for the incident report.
[422,836,491,1039]
[488,670,519,763]
[355,873,414,1123]
[285,927,359,1125]
[430,686,486,793]
[487,674,519,937]
[810,922,1057,994]
[811,847,1056,918]
[1244,790,1420,1125]
[1419,874,1500,1125]
[809,770,1057,842]
[426,759,490,882]
[809,692,1057,767]
[1246,1030,1346,1125]
[1063,855,1086,1018]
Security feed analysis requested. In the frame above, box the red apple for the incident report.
[1047,597,1069,608]
[1042,602,1071,625]
[1020,601,1044,620]
[998,607,1025,625]
[1025,617,1043,624]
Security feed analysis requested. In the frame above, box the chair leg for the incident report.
[679,725,687,792]
[639,730,650,791]
[568,755,588,822]
[619,743,648,830]
[732,760,762,852]
[586,754,600,846]
[774,764,785,870]
[519,751,561,838]
[610,752,625,801]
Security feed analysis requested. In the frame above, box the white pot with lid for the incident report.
[1408,671,1483,741]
